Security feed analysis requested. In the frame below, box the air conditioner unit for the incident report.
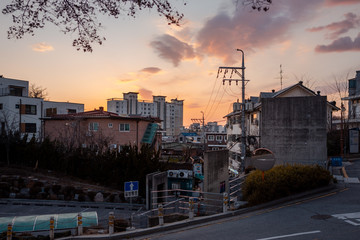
[167,170,179,178]
[178,170,192,179]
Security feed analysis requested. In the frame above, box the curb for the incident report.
[59,184,338,239]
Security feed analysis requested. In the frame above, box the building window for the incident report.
[119,123,130,132]
[68,109,76,114]
[108,123,113,128]
[208,135,214,141]
[216,135,223,141]
[25,123,36,133]
[0,103,2,110]
[15,104,20,109]
[24,105,37,115]
[89,122,99,131]
[46,108,57,117]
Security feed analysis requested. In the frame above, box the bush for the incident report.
[242,165,332,206]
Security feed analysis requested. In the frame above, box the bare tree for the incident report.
[0,110,20,165]
[2,0,185,52]
[239,0,272,12]
[29,84,48,99]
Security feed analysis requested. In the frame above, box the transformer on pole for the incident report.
[218,49,248,172]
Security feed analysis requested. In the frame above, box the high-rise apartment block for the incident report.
[107,92,183,136]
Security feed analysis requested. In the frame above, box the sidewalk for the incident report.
[59,184,338,240]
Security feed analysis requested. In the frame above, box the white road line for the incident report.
[256,230,321,240]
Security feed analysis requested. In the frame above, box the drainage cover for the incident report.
[311,214,332,220]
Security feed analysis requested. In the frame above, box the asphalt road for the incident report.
[133,160,360,240]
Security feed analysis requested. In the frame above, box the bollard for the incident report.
[77,213,83,235]
[7,224,12,240]
[189,198,194,220]
[158,204,164,226]
[109,212,115,234]
[49,216,55,240]
[223,192,228,213]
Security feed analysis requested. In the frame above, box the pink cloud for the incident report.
[138,88,153,99]
[325,0,360,6]
[140,67,162,74]
[315,33,360,52]
[307,13,360,39]
[195,1,323,64]
[150,34,197,67]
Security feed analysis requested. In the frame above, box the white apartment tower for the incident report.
[0,76,84,140]
[107,93,183,136]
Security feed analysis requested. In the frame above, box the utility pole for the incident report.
[218,49,248,172]
[191,111,206,151]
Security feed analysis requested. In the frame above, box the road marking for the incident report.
[256,230,321,240]
[332,212,360,226]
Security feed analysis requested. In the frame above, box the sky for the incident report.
[1,0,360,127]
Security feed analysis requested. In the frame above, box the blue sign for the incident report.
[124,181,139,197]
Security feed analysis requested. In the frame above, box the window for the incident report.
[108,123,113,128]
[46,108,57,117]
[0,103,2,110]
[89,122,99,131]
[216,135,223,141]
[208,135,214,141]
[25,123,36,133]
[15,104,20,109]
[119,123,130,132]
[24,105,37,115]
[67,109,76,114]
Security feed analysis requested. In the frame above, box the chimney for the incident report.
[299,81,303,85]
[99,106,104,112]
[317,91,321,96]
[272,89,275,93]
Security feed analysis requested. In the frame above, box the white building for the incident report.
[0,76,84,140]
[107,92,183,136]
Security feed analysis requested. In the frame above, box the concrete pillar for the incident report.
[7,224,12,240]
[109,212,115,234]
[77,213,83,235]
[158,204,164,226]
[223,192,228,213]
[49,216,55,240]
[189,198,194,220]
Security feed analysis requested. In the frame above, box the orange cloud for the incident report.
[138,88,153,99]
[32,42,54,52]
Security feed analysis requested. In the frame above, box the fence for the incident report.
[132,175,247,229]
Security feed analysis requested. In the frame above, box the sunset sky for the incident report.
[1,0,360,127]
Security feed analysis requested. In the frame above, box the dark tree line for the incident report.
[0,133,164,197]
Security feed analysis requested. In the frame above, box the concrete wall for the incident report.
[203,150,229,193]
[260,96,327,166]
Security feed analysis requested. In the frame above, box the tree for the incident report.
[240,0,272,12]
[29,83,48,99]
[2,0,185,52]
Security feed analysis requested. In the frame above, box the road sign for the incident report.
[124,181,139,198]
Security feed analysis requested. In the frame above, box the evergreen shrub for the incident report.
[242,165,332,206]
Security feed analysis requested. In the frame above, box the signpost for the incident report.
[124,181,139,205]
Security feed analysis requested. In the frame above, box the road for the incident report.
[134,159,360,240]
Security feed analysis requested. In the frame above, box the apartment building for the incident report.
[0,76,84,139]
[107,92,183,136]
[225,81,339,172]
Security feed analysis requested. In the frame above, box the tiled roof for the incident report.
[45,109,161,122]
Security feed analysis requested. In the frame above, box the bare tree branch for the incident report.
[2,0,185,52]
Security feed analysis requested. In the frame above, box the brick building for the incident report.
[43,107,161,151]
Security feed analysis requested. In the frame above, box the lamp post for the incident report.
[236,49,246,172]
